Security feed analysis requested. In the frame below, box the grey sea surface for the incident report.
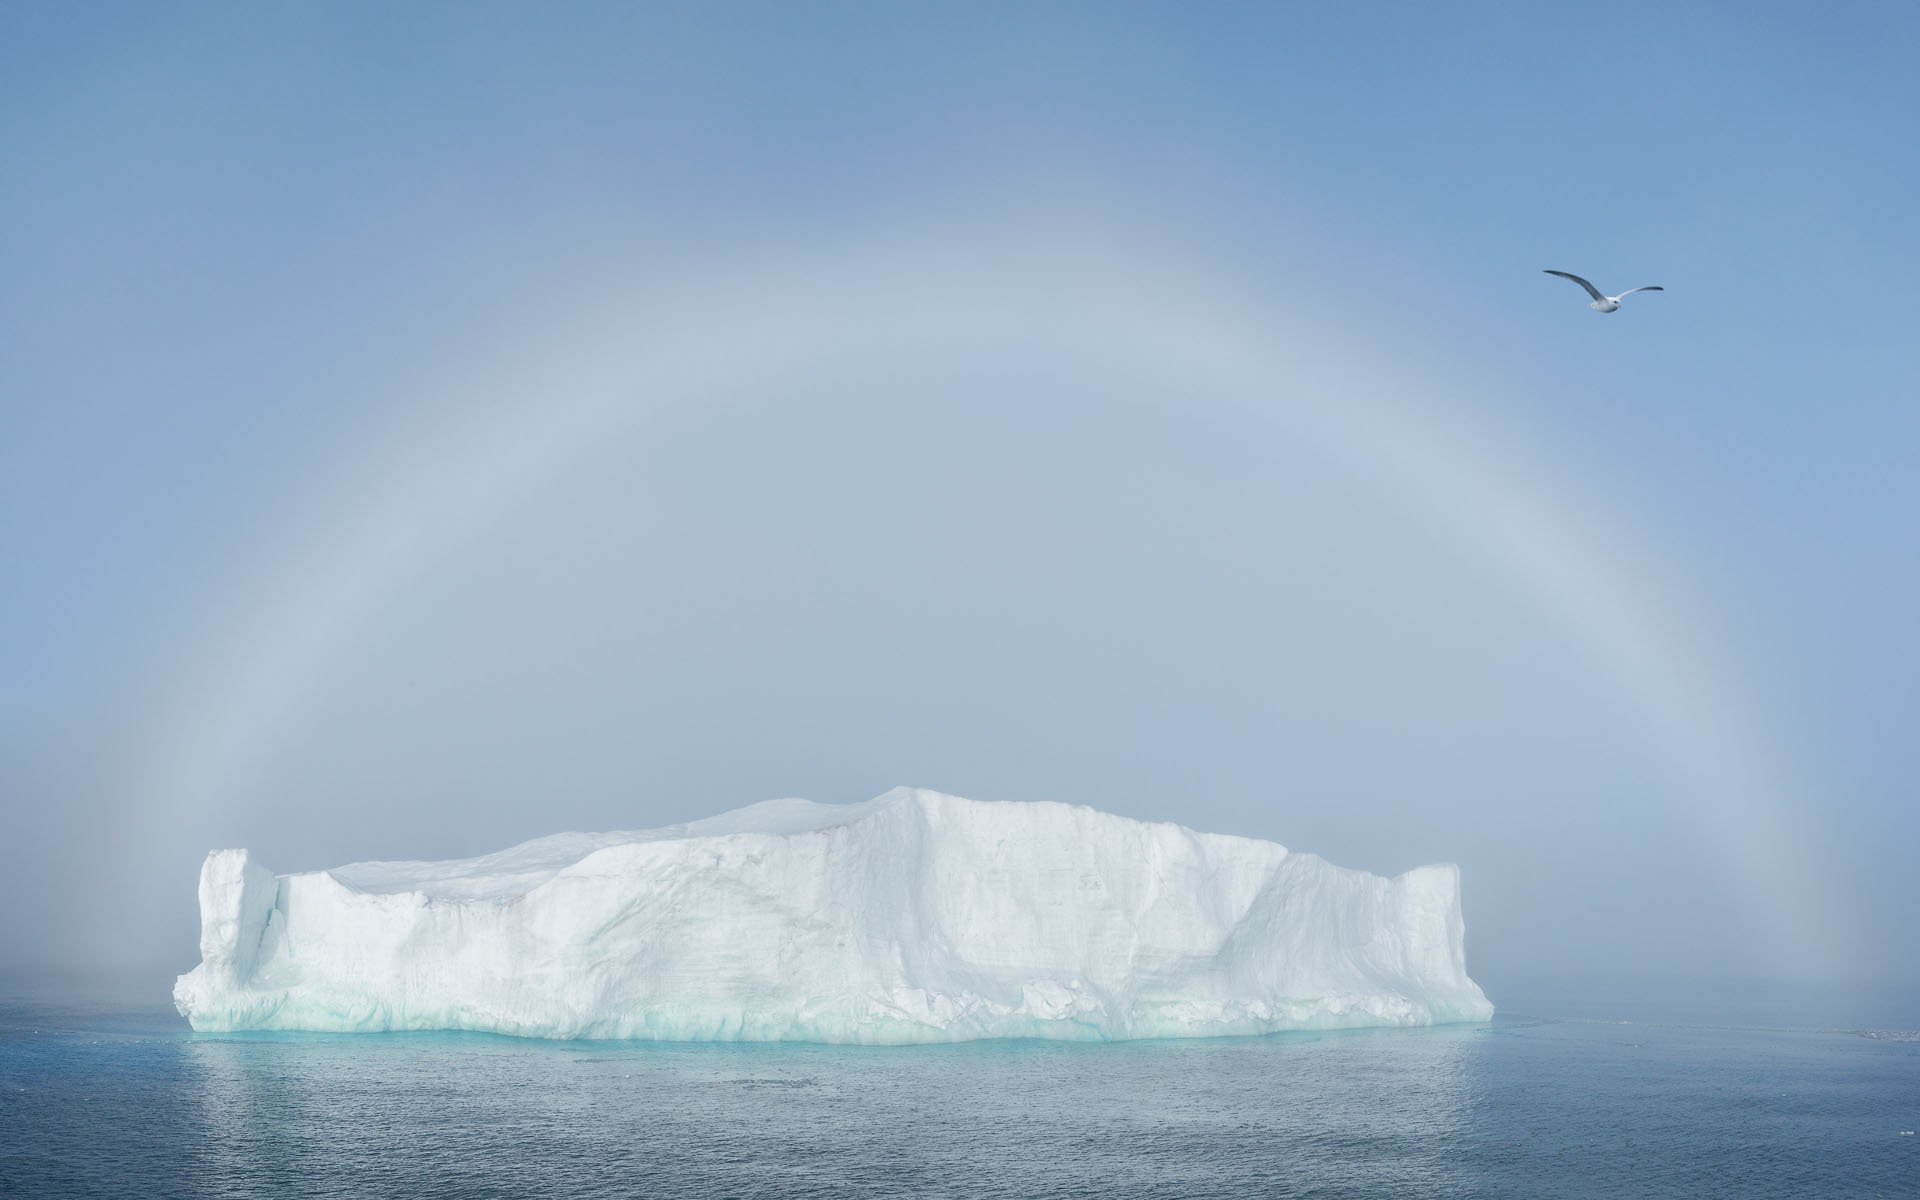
[1,984,1915,1198]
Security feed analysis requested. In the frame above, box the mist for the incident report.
[4,4,1916,1019]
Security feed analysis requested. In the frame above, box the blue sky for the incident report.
[3,3,1916,1005]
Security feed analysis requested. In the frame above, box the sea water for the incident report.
[2,988,1914,1197]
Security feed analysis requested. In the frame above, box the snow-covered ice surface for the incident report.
[173,788,1493,1041]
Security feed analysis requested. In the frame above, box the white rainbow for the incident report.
[128,230,1843,978]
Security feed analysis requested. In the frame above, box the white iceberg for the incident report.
[173,788,1492,1041]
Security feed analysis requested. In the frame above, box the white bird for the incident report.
[1544,269,1664,313]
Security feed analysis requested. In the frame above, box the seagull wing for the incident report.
[1544,270,1606,302]
[1616,286,1664,298]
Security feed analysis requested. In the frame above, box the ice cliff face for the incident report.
[173,788,1492,1041]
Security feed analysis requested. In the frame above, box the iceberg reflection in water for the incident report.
[4,998,1915,1197]
[185,1023,1483,1196]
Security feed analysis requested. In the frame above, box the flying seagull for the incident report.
[1543,270,1664,313]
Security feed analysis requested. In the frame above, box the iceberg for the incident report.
[173,788,1492,1041]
